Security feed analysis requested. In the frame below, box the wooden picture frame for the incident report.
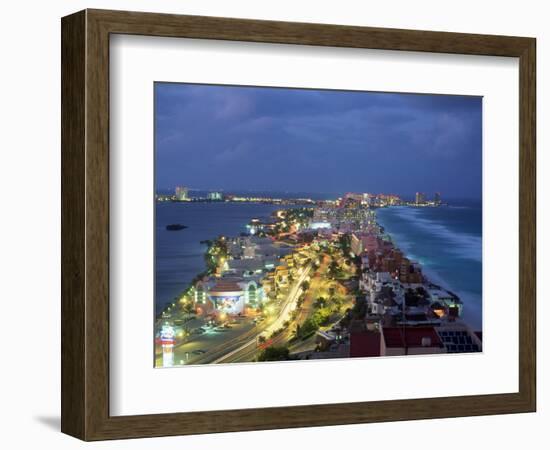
[61,9,536,441]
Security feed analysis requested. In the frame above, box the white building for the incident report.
[195,277,265,316]
[175,186,189,201]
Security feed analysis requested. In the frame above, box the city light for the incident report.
[153,77,480,368]
[155,188,474,366]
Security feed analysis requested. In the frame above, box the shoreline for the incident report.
[155,200,482,366]
[375,206,482,330]
[156,202,481,328]
[155,202,285,315]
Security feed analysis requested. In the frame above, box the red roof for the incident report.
[210,279,243,293]
[350,331,381,358]
[382,327,443,348]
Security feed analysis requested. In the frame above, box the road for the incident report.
[155,263,314,366]
[212,264,313,364]
[268,253,354,356]
[269,256,329,351]
[156,318,256,366]
[221,255,341,362]
[155,247,357,366]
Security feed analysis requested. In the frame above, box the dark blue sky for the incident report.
[155,83,482,200]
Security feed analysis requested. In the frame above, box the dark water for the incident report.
[156,200,483,330]
[155,202,283,313]
[376,202,482,330]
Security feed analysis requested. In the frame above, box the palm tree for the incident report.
[183,301,195,316]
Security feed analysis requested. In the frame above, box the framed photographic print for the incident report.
[61,9,536,441]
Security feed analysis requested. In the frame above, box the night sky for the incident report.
[155,83,482,200]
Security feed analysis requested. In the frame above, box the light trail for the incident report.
[212,264,312,363]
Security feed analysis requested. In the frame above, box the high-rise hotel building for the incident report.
[207,191,224,201]
[175,186,189,201]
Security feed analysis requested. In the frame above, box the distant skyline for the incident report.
[155,83,482,199]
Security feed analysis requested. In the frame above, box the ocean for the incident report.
[155,202,283,314]
[156,200,483,330]
[375,202,482,330]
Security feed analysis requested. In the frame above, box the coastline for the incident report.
[155,198,483,366]
[156,202,481,326]
[375,205,482,330]
[155,201,285,314]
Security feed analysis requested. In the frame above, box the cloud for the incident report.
[154,83,482,198]
[214,91,255,120]
[231,116,274,134]
[214,141,253,164]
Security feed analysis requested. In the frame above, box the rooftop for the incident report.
[210,279,244,293]
[350,331,381,358]
[382,327,444,349]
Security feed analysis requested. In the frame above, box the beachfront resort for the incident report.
[155,190,482,367]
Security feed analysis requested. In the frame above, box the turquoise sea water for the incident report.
[156,201,483,331]
[375,202,482,330]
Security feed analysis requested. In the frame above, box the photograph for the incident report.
[153,83,483,367]
[1,0,541,445]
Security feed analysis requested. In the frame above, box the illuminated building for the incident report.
[175,185,189,201]
[207,279,246,315]
[273,263,290,288]
[434,192,441,205]
[340,192,363,208]
[195,277,265,316]
[350,232,382,256]
[428,287,462,316]
[159,324,175,367]
[207,191,223,201]
[236,235,290,260]
[344,192,363,203]
[246,218,277,235]
[309,222,331,230]
[362,193,373,206]
[415,192,426,205]
[398,257,423,283]
[225,257,278,275]
[380,194,401,206]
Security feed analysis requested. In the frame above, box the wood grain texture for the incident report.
[518,39,536,410]
[61,10,86,438]
[89,8,532,56]
[61,9,537,441]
